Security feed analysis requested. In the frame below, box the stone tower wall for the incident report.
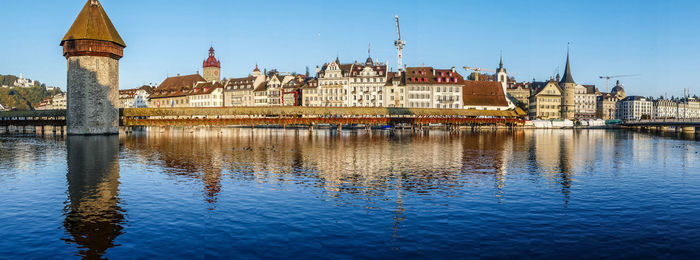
[203,66,220,82]
[562,83,576,120]
[66,56,120,135]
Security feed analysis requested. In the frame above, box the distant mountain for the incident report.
[0,74,62,110]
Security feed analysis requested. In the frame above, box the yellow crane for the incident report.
[463,66,496,81]
[599,74,638,92]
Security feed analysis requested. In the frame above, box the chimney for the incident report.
[451,66,456,73]
[315,66,320,74]
[177,73,180,77]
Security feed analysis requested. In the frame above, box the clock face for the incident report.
[214,71,219,76]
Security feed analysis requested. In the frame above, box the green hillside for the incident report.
[0,74,62,110]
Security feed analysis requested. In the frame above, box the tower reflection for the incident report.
[64,136,124,259]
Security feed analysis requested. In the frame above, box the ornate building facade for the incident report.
[348,57,388,107]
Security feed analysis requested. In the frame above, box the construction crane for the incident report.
[599,74,638,92]
[463,66,496,81]
[394,15,406,72]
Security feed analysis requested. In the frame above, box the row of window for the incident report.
[353,95,377,101]
[191,101,221,107]
[352,78,385,83]
[191,94,220,100]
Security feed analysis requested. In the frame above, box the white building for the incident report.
[652,98,700,119]
[188,81,224,107]
[617,96,653,120]
[676,98,700,119]
[575,84,598,118]
[403,67,464,109]
[224,66,264,107]
[14,73,35,88]
[653,99,678,119]
[384,72,407,108]
[119,85,153,108]
[52,93,67,109]
[300,78,319,106]
[316,58,351,107]
[347,57,388,107]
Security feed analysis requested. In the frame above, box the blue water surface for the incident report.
[0,128,699,259]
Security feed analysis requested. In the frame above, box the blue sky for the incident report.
[1,0,699,97]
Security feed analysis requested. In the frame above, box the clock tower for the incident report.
[202,46,221,82]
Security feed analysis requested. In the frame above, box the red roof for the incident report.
[404,67,464,85]
[203,47,220,68]
[462,81,508,107]
[151,74,205,98]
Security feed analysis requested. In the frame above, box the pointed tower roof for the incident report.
[61,0,125,47]
[559,49,575,84]
[497,54,506,73]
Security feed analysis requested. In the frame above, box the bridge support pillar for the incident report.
[682,126,695,134]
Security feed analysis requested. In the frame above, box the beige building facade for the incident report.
[529,80,562,119]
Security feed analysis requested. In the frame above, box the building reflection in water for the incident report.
[121,128,481,202]
[64,136,124,259]
[120,128,627,217]
[528,130,576,206]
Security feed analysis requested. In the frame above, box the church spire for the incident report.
[497,52,506,73]
[559,46,575,84]
[499,52,503,69]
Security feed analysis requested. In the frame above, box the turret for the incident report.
[559,48,576,120]
[61,0,125,135]
[252,64,261,77]
[202,46,221,82]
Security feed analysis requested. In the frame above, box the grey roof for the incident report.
[559,50,575,84]
[621,96,648,101]
[531,80,562,96]
[497,55,506,73]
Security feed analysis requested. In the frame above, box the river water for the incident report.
[0,128,699,259]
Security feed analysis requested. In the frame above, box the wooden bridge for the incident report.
[1,107,525,134]
[622,119,700,134]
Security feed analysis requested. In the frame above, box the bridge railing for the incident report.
[0,110,66,126]
[0,107,526,127]
[120,107,525,127]
[623,118,700,124]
